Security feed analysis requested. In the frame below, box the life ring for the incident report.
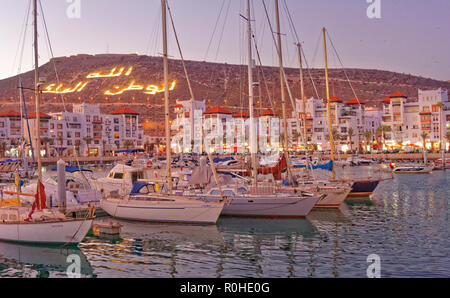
[147,161,153,168]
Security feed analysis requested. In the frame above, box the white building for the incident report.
[171,99,205,153]
[381,89,449,150]
[0,111,23,146]
[23,103,143,157]
[287,97,382,152]
[171,103,281,154]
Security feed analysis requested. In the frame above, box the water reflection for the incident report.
[0,241,93,277]
[1,166,448,277]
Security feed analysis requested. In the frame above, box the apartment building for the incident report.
[381,89,449,150]
[287,97,382,151]
[171,103,281,154]
[0,110,23,146]
[171,99,206,153]
[22,103,143,157]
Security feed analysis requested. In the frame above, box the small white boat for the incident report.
[100,182,224,224]
[392,165,433,174]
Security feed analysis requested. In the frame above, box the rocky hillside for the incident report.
[0,53,448,134]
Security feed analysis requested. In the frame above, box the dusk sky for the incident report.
[1,0,449,81]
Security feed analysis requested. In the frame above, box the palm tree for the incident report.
[123,140,134,149]
[363,131,373,152]
[378,125,391,151]
[421,132,428,152]
[331,128,341,153]
[347,127,355,152]
[102,140,107,156]
[0,142,6,157]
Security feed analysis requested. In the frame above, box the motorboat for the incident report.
[19,166,102,208]
[90,163,192,197]
[392,165,433,174]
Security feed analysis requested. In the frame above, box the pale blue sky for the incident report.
[1,0,449,81]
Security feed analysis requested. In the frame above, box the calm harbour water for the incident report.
[0,166,448,278]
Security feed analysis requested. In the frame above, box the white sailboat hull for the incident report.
[0,219,93,244]
[100,198,224,224]
[314,188,350,208]
[219,196,320,218]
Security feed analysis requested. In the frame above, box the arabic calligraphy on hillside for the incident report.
[42,66,176,96]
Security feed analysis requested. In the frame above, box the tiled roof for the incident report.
[232,112,250,118]
[111,107,139,115]
[204,106,233,114]
[28,112,52,119]
[258,109,275,117]
[389,91,408,98]
[345,98,366,104]
[329,96,343,103]
[0,110,21,117]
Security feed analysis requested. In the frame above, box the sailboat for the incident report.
[284,36,351,208]
[183,0,322,218]
[317,27,380,199]
[100,0,225,224]
[0,0,93,244]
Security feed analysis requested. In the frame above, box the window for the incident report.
[113,172,124,179]
[75,132,80,138]
[57,124,63,129]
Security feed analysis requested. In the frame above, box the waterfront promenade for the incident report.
[319,152,450,162]
[1,152,448,166]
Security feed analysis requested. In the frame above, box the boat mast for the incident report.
[246,0,257,185]
[161,0,172,194]
[274,0,292,182]
[296,42,310,179]
[322,27,335,180]
[33,0,42,183]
